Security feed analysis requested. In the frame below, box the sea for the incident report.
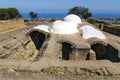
[22,13,120,19]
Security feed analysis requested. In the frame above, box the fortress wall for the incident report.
[102,26,120,36]
[0,18,26,33]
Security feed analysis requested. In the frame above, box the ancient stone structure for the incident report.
[103,25,120,36]
[26,14,109,61]
[0,14,120,80]
[0,18,25,33]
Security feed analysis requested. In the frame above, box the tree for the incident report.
[0,9,10,20]
[29,12,38,21]
[68,6,92,19]
[7,8,22,19]
[0,8,21,20]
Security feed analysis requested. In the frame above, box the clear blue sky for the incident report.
[0,0,120,13]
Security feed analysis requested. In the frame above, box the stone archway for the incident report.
[91,43,107,60]
[29,31,46,50]
[61,42,73,60]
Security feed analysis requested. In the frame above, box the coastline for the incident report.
[21,13,120,19]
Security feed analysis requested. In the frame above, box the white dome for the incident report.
[51,21,79,34]
[80,25,106,39]
[64,14,82,24]
[53,20,63,25]
[34,25,50,32]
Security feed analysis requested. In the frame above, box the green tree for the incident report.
[0,9,10,20]
[7,8,22,19]
[68,6,92,19]
[0,8,21,20]
[29,12,38,21]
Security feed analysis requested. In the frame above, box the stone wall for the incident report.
[0,35,37,59]
[0,18,25,33]
[102,26,120,36]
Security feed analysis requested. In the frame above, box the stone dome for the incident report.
[53,20,63,25]
[64,14,82,24]
[80,25,106,39]
[34,25,50,32]
[51,21,79,34]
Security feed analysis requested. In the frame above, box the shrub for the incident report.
[113,26,120,29]
[87,18,97,24]
[49,18,56,22]
[24,19,29,22]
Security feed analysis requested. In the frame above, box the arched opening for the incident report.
[86,53,90,60]
[105,44,120,62]
[61,42,73,60]
[30,31,46,50]
[91,43,107,60]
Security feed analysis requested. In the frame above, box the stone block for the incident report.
[0,47,11,58]
[2,39,18,50]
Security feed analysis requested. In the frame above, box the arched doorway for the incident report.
[61,42,73,60]
[30,31,46,50]
[91,43,106,60]
[106,44,120,62]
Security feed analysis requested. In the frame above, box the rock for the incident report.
[0,47,11,58]
[8,68,16,73]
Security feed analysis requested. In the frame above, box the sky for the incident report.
[0,0,120,14]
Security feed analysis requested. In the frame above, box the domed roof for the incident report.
[64,14,82,24]
[80,25,106,39]
[51,21,79,34]
[34,25,50,32]
[53,20,63,25]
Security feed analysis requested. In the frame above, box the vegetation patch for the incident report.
[40,67,70,74]
[113,26,120,29]
[49,18,56,22]
[0,69,8,72]
[87,18,108,25]
[87,18,97,24]
[29,52,35,57]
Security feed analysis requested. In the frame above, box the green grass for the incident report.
[29,52,35,57]
[113,26,120,29]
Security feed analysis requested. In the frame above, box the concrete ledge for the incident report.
[0,59,120,75]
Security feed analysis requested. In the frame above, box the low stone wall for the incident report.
[0,56,120,80]
[102,26,120,36]
[0,35,37,59]
[0,18,25,33]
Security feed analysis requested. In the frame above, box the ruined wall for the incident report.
[0,35,37,59]
[0,18,26,33]
[102,26,120,36]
